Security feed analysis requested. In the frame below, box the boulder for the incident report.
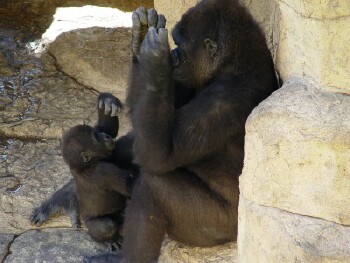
[238,197,350,263]
[240,78,350,225]
[160,238,237,263]
[48,27,132,98]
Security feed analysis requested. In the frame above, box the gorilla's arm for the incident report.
[133,29,256,173]
[127,8,166,114]
[30,179,79,227]
[95,93,122,138]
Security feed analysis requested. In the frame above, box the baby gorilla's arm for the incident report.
[92,162,135,197]
[30,179,79,227]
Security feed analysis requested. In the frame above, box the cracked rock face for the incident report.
[4,229,110,263]
[0,234,14,262]
[0,139,73,233]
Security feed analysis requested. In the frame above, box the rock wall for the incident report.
[238,0,350,262]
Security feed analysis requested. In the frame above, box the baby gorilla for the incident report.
[61,124,131,243]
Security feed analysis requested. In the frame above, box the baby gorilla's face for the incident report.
[62,125,115,168]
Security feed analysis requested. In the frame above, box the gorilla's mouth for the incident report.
[105,140,115,151]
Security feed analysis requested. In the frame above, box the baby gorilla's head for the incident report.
[62,125,114,171]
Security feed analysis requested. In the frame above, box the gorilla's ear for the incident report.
[81,151,92,163]
[204,38,217,58]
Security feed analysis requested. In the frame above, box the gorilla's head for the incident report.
[62,125,114,171]
[171,0,267,88]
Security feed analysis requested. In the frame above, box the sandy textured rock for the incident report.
[160,238,237,263]
[0,139,73,233]
[238,197,350,263]
[240,78,350,225]
[4,228,109,263]
[0,234,14,262]
[239,0,280,59]
[48,27,132,99]
[154,0,199,47]
[275,0,350,92]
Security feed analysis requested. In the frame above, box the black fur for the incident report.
[87,0,278,262]
[32,0,279,262]
[30,93,135,243]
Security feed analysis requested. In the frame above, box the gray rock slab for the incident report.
[48,27,132,100]
[4,228,110,263]
[0,233,14,262]
[160,238,237,263]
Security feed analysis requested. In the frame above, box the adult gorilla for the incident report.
[32,0,278,262]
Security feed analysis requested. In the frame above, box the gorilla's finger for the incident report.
[104,98,112,115]
[111,103,120,117]
[148,8,158,28]
[98,99,104,109]
[158,28,168,43]
[132,12,141,29]
[148,27,158,41]
[157,14,166,28]
[136,6,147,26]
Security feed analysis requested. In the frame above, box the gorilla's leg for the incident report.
[30,179,79,227]
[95,170,236,263]
[85,216,122,243]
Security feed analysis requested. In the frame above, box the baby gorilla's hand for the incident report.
[98,93,123,117]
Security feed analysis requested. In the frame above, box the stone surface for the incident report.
[275,0,350,92]
[48,27,132,98]
[0,139,72,233]
[160,238,237,263]
[154,0,199,47]
[238,197,350,263]
[240,78,350,225]
[0,234,14,262]
[0,75,97,139]
[4,228,109,263]
[239,0,280,59]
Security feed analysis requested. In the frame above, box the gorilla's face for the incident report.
[171,29,219,89]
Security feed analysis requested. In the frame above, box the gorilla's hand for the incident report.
[140,27,171,87]
[98,93,123,117]
[29,179,80,228]
[132,7,166,57]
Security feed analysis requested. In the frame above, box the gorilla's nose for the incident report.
[171,48,181,67]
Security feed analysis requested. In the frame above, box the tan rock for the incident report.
[238,197,350,263]
[159,238,237,263]
[240,78,350,225]
[239,0,280,58]
[154,0,199,47]
[275,0,350,92]
[48,27,132,99]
